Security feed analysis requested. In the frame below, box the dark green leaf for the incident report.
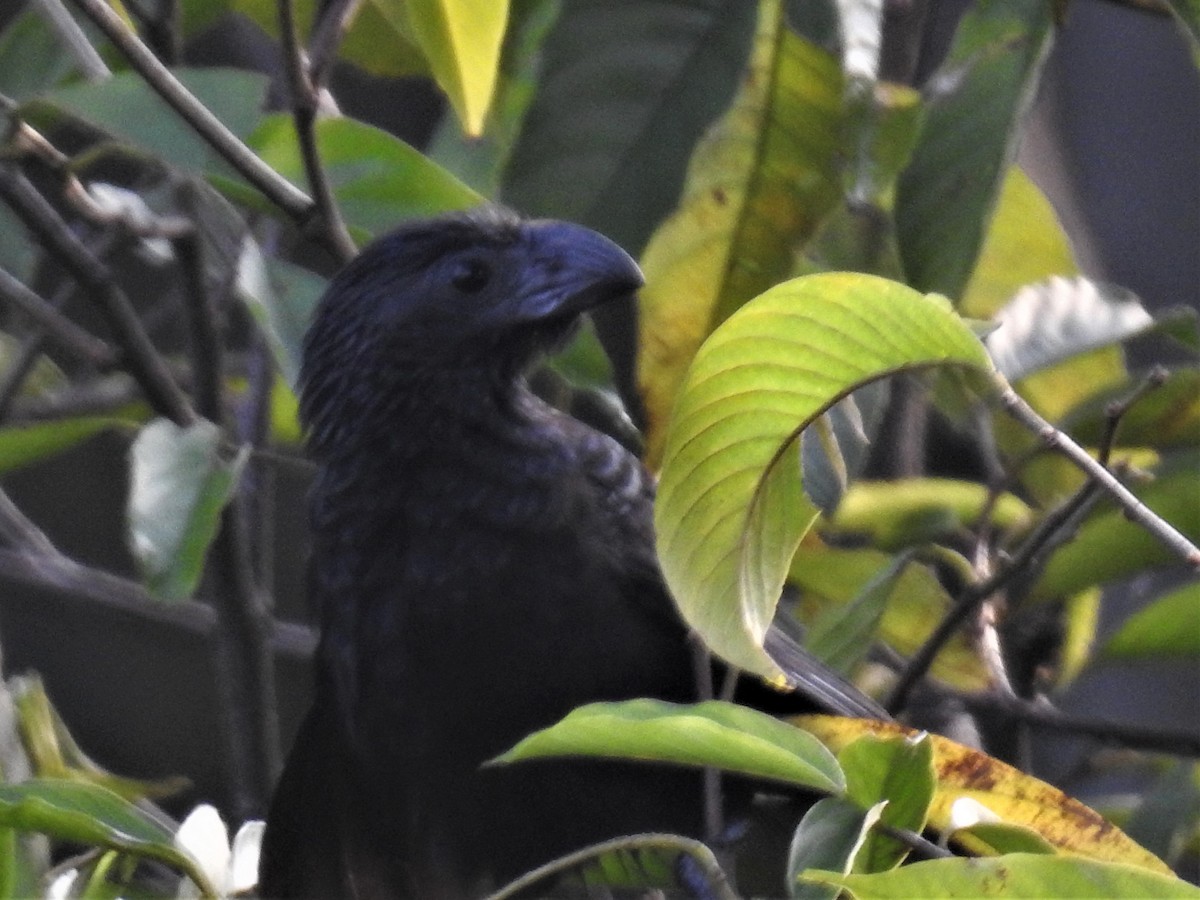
[24,69,270,177]
[503,0,757,254]
[895,0,1055,299]
[788,797,883,900]
[838,734,935,872]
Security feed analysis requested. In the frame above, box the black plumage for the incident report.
[259,209,882,898]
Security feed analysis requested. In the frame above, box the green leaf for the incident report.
[0,780,217,897]
[804,553,906,677]
[1060,368,1200,452]
[802,853,1200,898]
[790,546,989,690]
[241,114,479,239]
[127,419,248,602]
[953,821,1057,856]
[1030,460,1200,602]
[24,68,270,176]
[838,734,936,872]
[638,4,843,462]
[788,797,885,900]
[0,416,134,475]
[655,273,993,679]
[1124,762,1200,866]
[1164,0,1200,64]
[0,9,81,102]
[236,238,326,388]
[986,278,1155,383]
[895,0,1055,300]
[1101,582,1200,661]
[502,0,757,253]
[494,699,846,796]
[824,478,1033,549]
[391,0,509,135]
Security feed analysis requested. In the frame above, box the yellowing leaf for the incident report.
[804,854,1197,899]
[797,716,1173,875]
[391,0,509,135]
[637,0,843,464]
[654,273,993,680]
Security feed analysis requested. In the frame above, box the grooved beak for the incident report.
[518,220,644,322]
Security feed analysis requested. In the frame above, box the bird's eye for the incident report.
[450,258,492,293]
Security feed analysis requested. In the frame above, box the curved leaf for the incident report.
[655,273,993,679]
[986,277,1154,383]
[803,854,1198,899]
[788,797,885,899]
[638,3,843,462]
[494,698,845,795]
[0,780,217,896]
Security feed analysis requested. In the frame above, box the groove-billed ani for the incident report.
[259,208,884,898]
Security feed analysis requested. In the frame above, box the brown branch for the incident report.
[277,0,356,263]
[997,379,1199,569]
[956,690,1200,757]
[64,0,318,229]
[0,266,116,368]
[0,545,315,661]
[0,165,195,425]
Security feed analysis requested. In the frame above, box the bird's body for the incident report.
[260,209,880,898]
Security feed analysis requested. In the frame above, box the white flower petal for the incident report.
[228,820,266,893]
[174,803,231,891]
[45,869,79,900]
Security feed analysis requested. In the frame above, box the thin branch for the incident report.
[955,690,1200,757]
[0,266,116,368]
[0,165,196,425]
[485,833,738,900]
[0,546,315,661]
[876,821,954,860]
[172,231,224,422]
[997,379,1199,569]
[64,0,318,228]
[32,0,111,81]
[307,0,362,89]
[277,0,357,263]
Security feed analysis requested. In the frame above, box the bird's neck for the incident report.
[307,365,569,520]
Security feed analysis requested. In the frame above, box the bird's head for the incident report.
[300,208,643,447]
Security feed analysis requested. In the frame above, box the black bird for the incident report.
[259,208,884,899]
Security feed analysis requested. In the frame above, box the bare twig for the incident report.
[955,690,1200,757]
[277,0,357,263]
[64,0,318,228]
[997,379,1199,569]
[0,266,116,368]
[0,546,315,660]
[0,165,196,425]
[172,231,223,422]
[307,0,362,89]
[32,0,110,81]
[485,833,738,900]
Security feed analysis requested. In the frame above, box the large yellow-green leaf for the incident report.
[385,0,509,136]
[638,0,843,464]
[655,273,993,680]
